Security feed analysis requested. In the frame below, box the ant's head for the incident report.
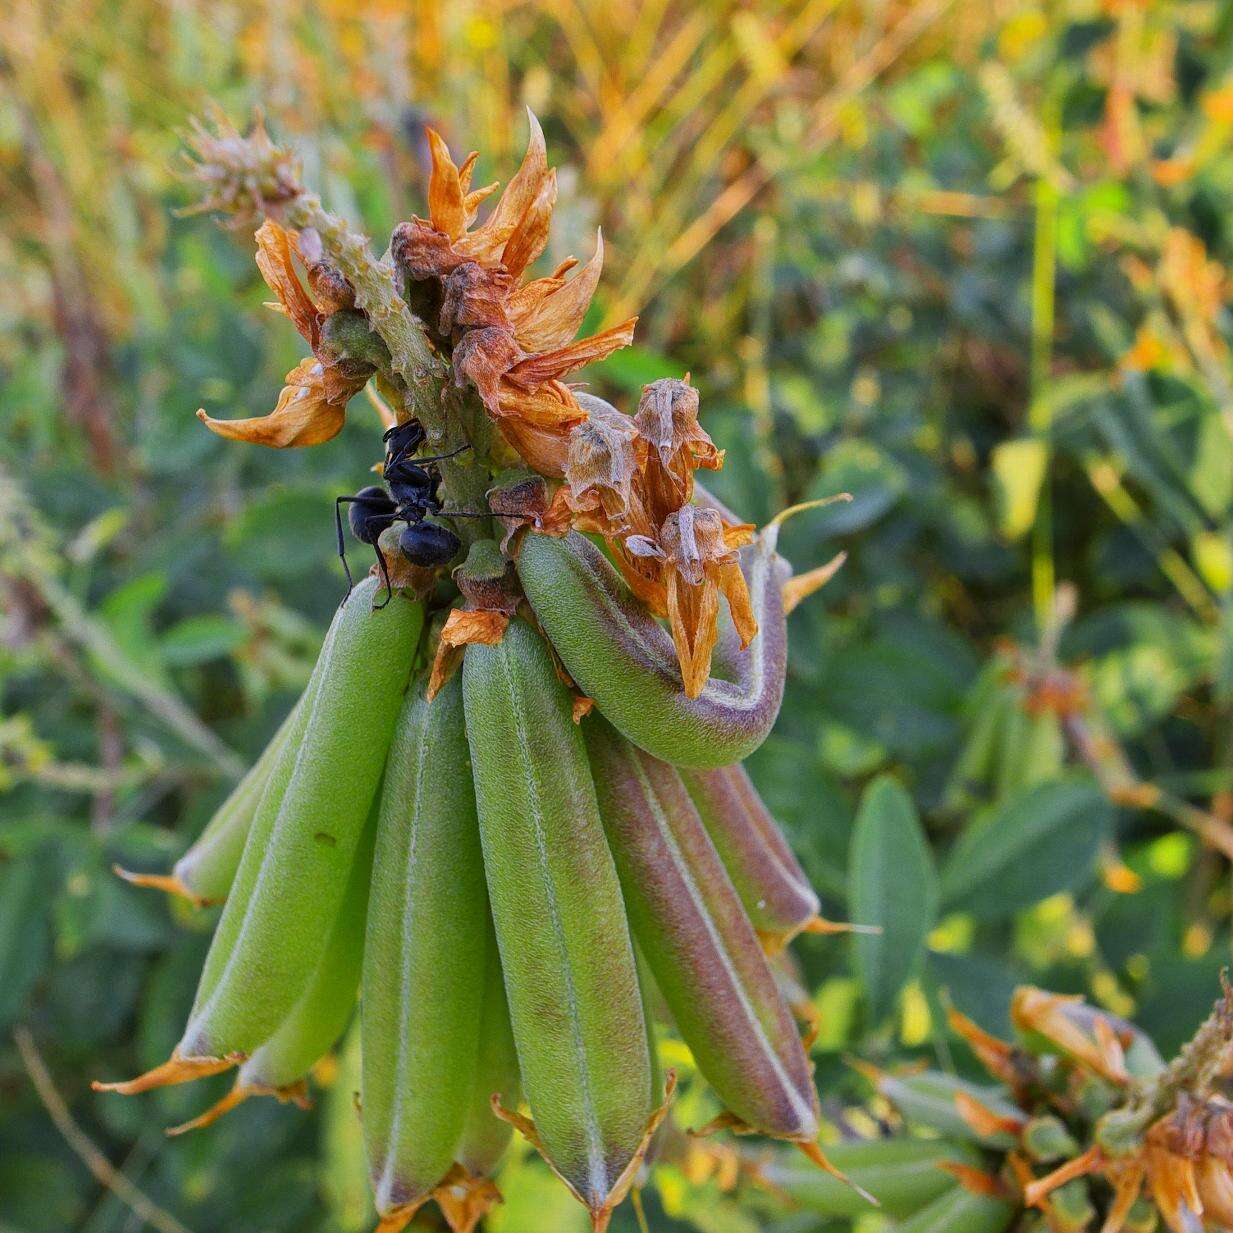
[382,419,426,460]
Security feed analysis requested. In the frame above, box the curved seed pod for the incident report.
[895,1185,1016,1233]
[583,717,818,1141]
[361,675,499,1232]
[167,805,377,1134]
[115,693,305,906]
[179,579,423,1061]
[760,1138,982,1219]
[463,619,654,1225]
[679,763,819,944]
[517,529,787,769]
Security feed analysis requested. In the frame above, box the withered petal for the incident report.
[512,229,606,353]
[666,571,720,699]
[254,220,320,346]
[495,378,586,428]
[460,109,549,264]
[501,168,557,280]
[496,415,573,478]
[504,318,637,389]
[196,357,348,448]
[426,128,467,242]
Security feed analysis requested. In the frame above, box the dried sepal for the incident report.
[1012,987,1131,1085]
[633,377,723,511]
[426,608,510,700]
[564,399,645,531]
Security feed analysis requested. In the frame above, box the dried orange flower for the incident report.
[391,115,636,474]
[557,382,755,697]
[1011,986,1130,1085]
[198,221,370,448]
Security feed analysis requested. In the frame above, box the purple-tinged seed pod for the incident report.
[518,527,788,769]
[680,763,820,944]
[584,716,819,1141]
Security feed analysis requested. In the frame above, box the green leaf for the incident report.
[939,776,1109,918]
[0,855,50,1028]
[848,775,938,1024]
[161,614,246,666]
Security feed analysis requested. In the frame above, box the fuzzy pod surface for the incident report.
[362,673,503,1218]
[584,716,818,1141]
[517,530,787,769]
[463,618,654,1214]
[680,763,819,939]
[180,580,423,1059]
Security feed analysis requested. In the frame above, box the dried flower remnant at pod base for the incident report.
[91,109,859,1233]
[845,979,1233,1233]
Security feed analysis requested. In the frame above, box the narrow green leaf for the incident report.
[848,776,938,1024]
[940,775,1109,918]
[0,856,51,1028]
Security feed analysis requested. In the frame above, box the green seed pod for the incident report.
[895,1186,1016,1233]
[1046,1179,1095,1232]
[760,1137,983,1218]
[875,1071,1021,1148]
[463,619,653,1222]
[362,674,507,1230]
[1022,1115,1079,1164]
[167,805,377,1134]
[115,689,307,906]
[456,918,521,1182]
[679,763,819,942]
[179,700,304,901]
[584,717,817,1141]
[517,529,787,769]
[180,580,423,1060]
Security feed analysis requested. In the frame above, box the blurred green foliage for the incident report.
[4,0,1233,1229]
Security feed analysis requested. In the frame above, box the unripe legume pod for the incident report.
[584,717,818,1141]
[463,619,653,1218]
[362,673,505,1226]
[168,805,377,1134]
[180,580,423,1060]
[517,529,787,769]
[680,763,819,941]
[761,1137,983,1218]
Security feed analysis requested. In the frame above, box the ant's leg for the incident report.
[371,544,395,610]
[413,443,473,465]
[335,497,356,603]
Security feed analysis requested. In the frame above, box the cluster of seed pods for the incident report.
[100,509,839,1233]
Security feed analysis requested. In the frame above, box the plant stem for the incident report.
[1029,140,1059,635]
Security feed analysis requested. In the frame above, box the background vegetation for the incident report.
[2,0,1232,1229]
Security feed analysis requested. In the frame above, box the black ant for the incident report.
[335,420,488,607]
